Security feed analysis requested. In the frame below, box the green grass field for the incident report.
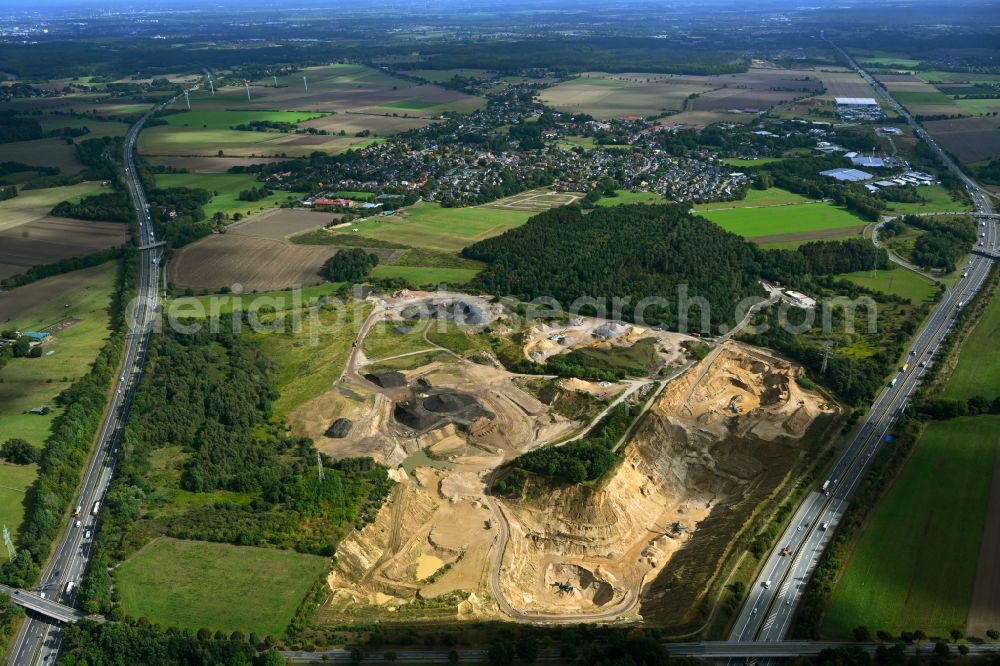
[918,71,1000,84]
[168,282,346,317]
[162,110,329,130]
[0,463,38,561]
[351,201,532,253]
[0,181,110,231]
[0,262,117,447]
[696,200,865,239]
[248,302,370,417]
[720,157,783,167]
[596,191,665,207]
[892,90,959,107]
[944,283,1000,401]
[885,185,974,215]
[116,537,328,637]
[362,319,433,360]
[856,56,921,67]
[370,264,479,286]
[0,137,83,174]
[823,416,1000,638]
[954,98,1000,116]
[693,187,810,211]
[840,267,939,304]
[155,173,303,221]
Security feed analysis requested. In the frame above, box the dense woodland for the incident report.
[52,191,132,222]
[494,402,633,493]
[59,620,284,666]
[464,204,765,332]
[78,322,393,617]
[146,187,214,247]
[0,112,43,144]
[465,204,888,333]
[324,248,380,282]
[908,216,978,272]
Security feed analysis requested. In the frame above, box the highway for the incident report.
[279,641,999,663]
[6,104,167,665]
[727,40,998,650]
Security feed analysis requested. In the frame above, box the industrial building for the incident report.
[819,167,873,182]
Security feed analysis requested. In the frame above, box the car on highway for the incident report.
[73,519,80,528]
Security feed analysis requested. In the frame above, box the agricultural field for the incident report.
[854,55,922,68]
[160,109,330,130]
[697,201,866,245]
[923,116,1000,165]
[0,182,127,280]
[369,264,480,286]
[408,68,497,83]
[168,234,361,293]
[954,98,1000,116]
[878,75,965,116]
[0,463,38,561]
[0,182,107,232]
[0,137,83,174]
[349,201,534,252]
[595,190,665,207]
[918,71,1000,84]
[884,184,974,215]
[147,155,291,173]
[823,416,1000,638]
[944,280,1000,401]
[162,64,481,120]
[35,116,130,140]
[226,208,334,239]
[154,173,305,221]
[840,266,939,304]
[693,187,808,211]
[0,262,117,447]
[167,282,345,318]
[115,537,329,637]
[720,157,783,167]
[538,72,709,118]
[139,122,373,158]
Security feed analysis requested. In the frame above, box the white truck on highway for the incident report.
[91,501,100,515]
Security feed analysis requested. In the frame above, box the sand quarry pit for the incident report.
[314,317,837,622]
[497,341,837,618]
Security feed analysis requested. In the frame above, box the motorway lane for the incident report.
[7,99,174,665]
[727,40,998,649]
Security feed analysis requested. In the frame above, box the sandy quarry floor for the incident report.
[497,341,836,617]
[302,294,836,623]
[522,316,689,368]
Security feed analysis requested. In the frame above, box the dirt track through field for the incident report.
[966,431,1000,637]
[749,225,865,245]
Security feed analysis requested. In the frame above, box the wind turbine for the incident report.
[303,75,308,92]
[244,80,251,101]
[272,73,278,87]
[208,76,215,96]
[183,89,191,110]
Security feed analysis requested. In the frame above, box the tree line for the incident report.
[0,251,137,589]
[463,204,765,332]
[494,402,633,493]
[324,248,380,282]
[0,246,124,290]
[78,320,393,618]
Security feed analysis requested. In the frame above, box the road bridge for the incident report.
[0,584,101,624]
